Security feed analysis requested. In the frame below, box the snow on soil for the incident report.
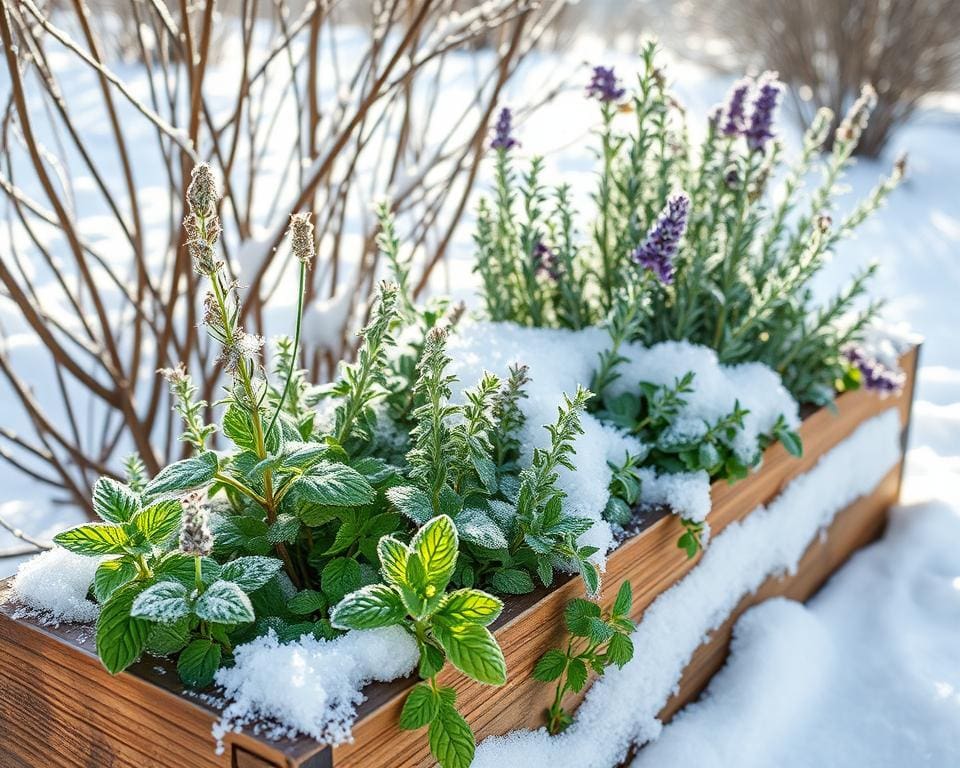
[446,322,796,564]
[212,625,419,752]
[472,408,902,767]
[10,546,101,624]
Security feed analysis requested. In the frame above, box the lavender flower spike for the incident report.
[586,65,626,103]
[720,77,752,137]
[490,107,518,151]
[631,193,690,284]
[844,346,905,396]
[744,72,783,152]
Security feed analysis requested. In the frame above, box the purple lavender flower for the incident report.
[630,193,690,285]
[534,238,559,280]
[744,72,783,152]
[720,77,752,137]
[586,65,625,104]
[844,346,905,396]
[490,107,518,151]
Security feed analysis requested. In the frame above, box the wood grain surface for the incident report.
[0,348,918,768]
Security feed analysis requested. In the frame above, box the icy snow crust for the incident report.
[446,321,798,558]
[472,408,901,768]
[212,625,418,751]
[10,546,101,624]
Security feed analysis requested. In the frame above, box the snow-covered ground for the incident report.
[1,29,959,766]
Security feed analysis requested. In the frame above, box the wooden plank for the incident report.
[0,348,918,768]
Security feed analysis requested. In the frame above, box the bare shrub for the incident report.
[688,0,960,156]
[0,0,567,515]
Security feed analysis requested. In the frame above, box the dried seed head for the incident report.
[179,492,213,557]
[893,153,907,181]
[288,212,315,267]
[187,163,219,217]
[837,84,877,143]
[816,214,832,233]
[158,363,189,385]
[219,329,263,375]
[188,236,218,276]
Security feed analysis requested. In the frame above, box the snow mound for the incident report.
[472,407,901,768]
[213,625,419,751]
[446,322,798,566]
[10,546,100,624]
[633,487,960,768]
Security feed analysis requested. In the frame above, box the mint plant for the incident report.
[533,580,636,734]
[331,515,506,768]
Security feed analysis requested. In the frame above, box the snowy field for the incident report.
[2,31,959,766]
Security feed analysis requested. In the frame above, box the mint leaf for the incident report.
[564,598,601,636]
[145,618,190,656]
[96,584,150,674]
[387,485,435,525]
[329,584,406,630]
[93,557,138,603]
[434,622,506,686]
[295,461,375,506]
[219,556,283,592]
[194,580,255,624]
[130,580,191,623]
[565,657,588,692]
[400,682,439,730]
[92,477,140,524]
[222,403,257,452]
[132,500,182,544]
[455,506,508,550]
[435,589,502,627]
[532,649,567,682]
[490,567,534,594]
[419,641,446,679]
[54,523,128,556]
[612,580,632,618]
[605,632,634,668]
[428,696,475,768]
[287,589,327,616]
[413,515,458,592]
[377,536,411,588]
[321,557,363,604]
[143,452,218,499]
[177,638,222,689]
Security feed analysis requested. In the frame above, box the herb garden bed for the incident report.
[0,346,918,768]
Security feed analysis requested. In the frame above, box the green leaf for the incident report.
[434,622,506,686]
[177,638,222,689]
[321,557,363,604]
[295,461,375,506]
[400,682,439,730]
[586,617,615,644]
[564,598,601,637]
[219,556,284,592]
[130,580,191,623]
[435,589,502,627]
[287,589,327,616]
[93,557,139,603]
[428,697,475,768]
[143,452,218,499]
[419,641,446,679]
[777,427,803,458]
[490,568,534,595]
[578,558,600,597]
[194,580,256,624]
[329,584,406,630]
[612,580,632,618]
[132,500,182,544]
[153,552,221,587]
[532,649,567,682]
[566,657,588,692]
[96,584,151,674]
[222,403,258,452]
[386,485,435,525]
[377,536,411,588]
[92,477,140,524]
[54,523,128,556]
[280,443,332,471]
[145,618,190,656]
[605,632,634,668]
[412,515,458,593]
[267,514,301,545]
[455,507,508,550]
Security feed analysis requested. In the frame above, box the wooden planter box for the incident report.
[0,347,919,768]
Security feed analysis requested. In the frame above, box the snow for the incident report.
[472,408,902,767]
[8,546,101,624]
[212,625,419,752]
[632,471,960,768]
[446,322,797,566]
